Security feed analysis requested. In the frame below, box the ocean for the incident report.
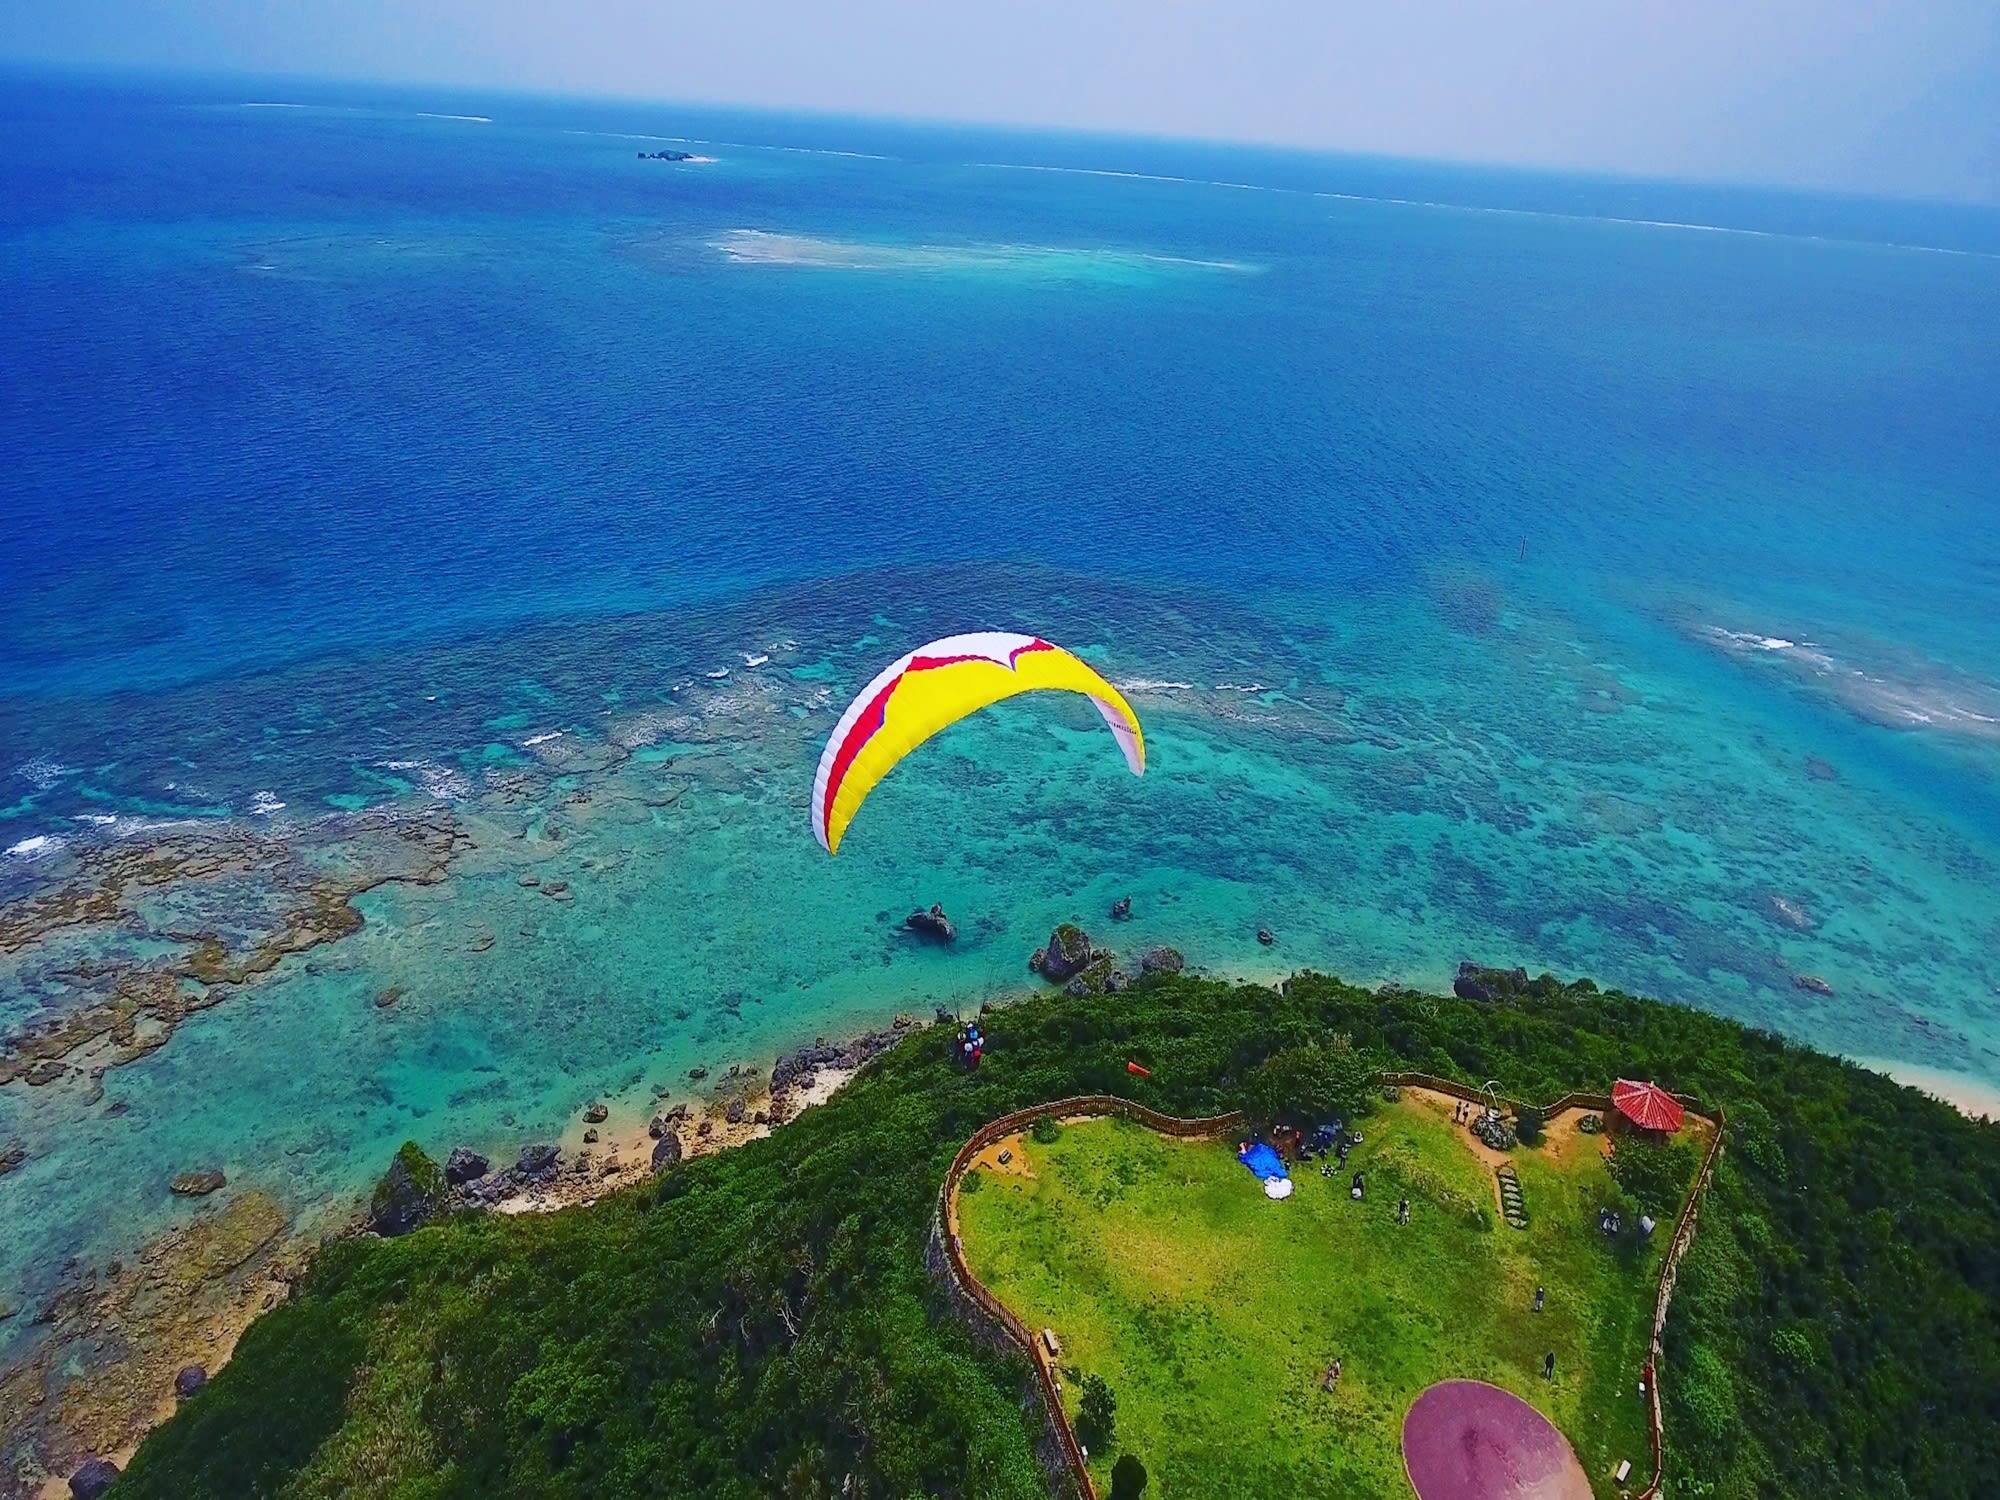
[3,68,1998,1354]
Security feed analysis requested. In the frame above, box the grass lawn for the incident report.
[955,1095,1684,1498]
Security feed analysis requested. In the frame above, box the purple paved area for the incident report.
[1402,1380,1592,1500]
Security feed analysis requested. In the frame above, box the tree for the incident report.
[1244,1038,1375,1130]
[1515,1105,1543,1146]
[1608,1132,1697,1217]
[1110,1453,1149,1499]
[1076,1373,1117,1452]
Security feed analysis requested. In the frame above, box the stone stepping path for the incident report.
[1494,1164,1529,1230]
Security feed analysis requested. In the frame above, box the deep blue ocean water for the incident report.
[3,69,1999,1359]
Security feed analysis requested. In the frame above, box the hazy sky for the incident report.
[6,0,1999,202]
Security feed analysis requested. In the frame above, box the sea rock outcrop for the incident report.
[582,1101,608,1124]
[1031,924,1094,983]
[1764,894,1816,931]
[444,1147,489,1185]
[1138,945,1184,975]
[170,1169,226,1197]
[1453,962,1531,1002]
[1795,974,1835,996]
[651,1132,682,1172]
[1110,896,1132,921]
[905,904,956,942]
[369,1143,445,1237]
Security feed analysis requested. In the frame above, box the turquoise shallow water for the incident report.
[2,72,1999,1359]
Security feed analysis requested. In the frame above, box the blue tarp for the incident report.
[1237,1141,1287,1180]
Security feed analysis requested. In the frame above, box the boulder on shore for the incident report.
[1138,945,1184,975]
[517,1144,561,1180]
[444,1147,489,1185]
[170,1169,226,1197]
[582,1101,608,1124]
[70,1457,120,1499]
[370,1142,446,1236]
[651,1132,682,1172]
[175,1364,208,1397]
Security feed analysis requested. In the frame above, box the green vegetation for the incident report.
[956,1104,1664,1496]
[119,971,2000,1498]
[1516,1104,1544,1146]
[1074,1372,1117,1453]
[1109,1453,1149,1499]
[1241,1035,1377,1130]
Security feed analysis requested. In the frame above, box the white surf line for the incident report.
[971,160,2000,261]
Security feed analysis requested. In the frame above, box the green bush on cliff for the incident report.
[116,970,2000,1499]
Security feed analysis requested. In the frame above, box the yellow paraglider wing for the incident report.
[811,631,1144,854]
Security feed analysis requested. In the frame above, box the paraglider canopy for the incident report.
[1611,1079,1684,1133]
[811,631,1144,855]
[1237,1141,1287,1181]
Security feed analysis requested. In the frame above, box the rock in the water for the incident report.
[1256,927,1276,946]
[370,1142,445,1236]
[374,986,404,1008]
[1795,973,1835,996]
[70,1458,120,1499]
[1138,946,1184,975]
[687,1066,708,1082]
[647,1115,668,1139]
[651,1132,682,1172]
[517,1143,561,1180]
[582,1101,608,1124]
[1765,895,1815,931]
[1110,896,1132,921]
[0,1140,25,1177]
[25,1060,65,1086]
[171,1169,226,1197]
[905,903,956,942]
[582,1128,599,1144]
[175,1364,209,1397]
[1453,962,1532,1002]
[1805,755,1840,782]
[444,1147,489,1185]
[1036,924,1094,983]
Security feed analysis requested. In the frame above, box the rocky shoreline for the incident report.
[0,1015,917,1498]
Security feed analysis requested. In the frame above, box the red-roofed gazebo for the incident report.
[1611,1079,1684,1134]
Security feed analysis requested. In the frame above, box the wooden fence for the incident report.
[933,1079,1722,1500]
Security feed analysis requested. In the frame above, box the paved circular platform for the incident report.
[1401,1380,1592,1500]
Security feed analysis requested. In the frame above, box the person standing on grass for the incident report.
[1544,1352,1556,1380]
[1534,1286,1545,1313]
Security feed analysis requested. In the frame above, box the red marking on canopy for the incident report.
[821,674,900,836]
[1611,1079,1685,1133]
[905,638,1055,675]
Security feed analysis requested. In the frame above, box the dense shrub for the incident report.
[1515,1105,1544,1146]
[1076,1373,1117,1454]
[116,970,2000,1499]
